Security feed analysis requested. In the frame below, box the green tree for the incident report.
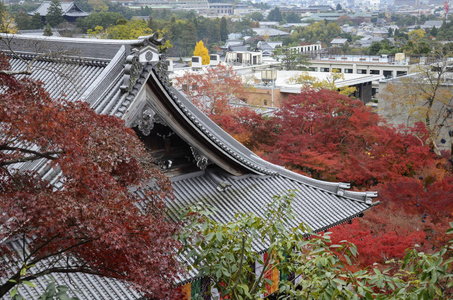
[301,21,342,45]
[179,192,453,300]
[31,13,43,29]
[0,3,17,33]
[278,47,310,70]
[170,20,197,57]
[388,27,393,37]
[267,7,283,22]
[43,23,53,36]
[249,11,264,21]
[167,20,196,57]
[148,14,153,29]
[46,0,64,27]
[367,41,382,55]
[87,25,105,38]
[88,0,107,12]
[14,11,32,30]
[220,16,228,42]
[285,12,300,23]
[76,11,123,33]
[193,40,210,65]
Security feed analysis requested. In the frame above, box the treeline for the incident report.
[362,25,453,56]
[10,0,233,57]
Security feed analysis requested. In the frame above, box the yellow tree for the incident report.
[88,0,108,12]
[0,5,17,34]
[288,69,357,96]
[107,19,153,40]
[106,19,172,51]
[408,28,426,43]
[193,40,210,65]
[87,25,107,38]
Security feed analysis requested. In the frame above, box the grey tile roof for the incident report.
[8,54,108,102]
[0,34,159,60]
[169,171,371,234]
[1,33,378,296]
[423,20,445,28]
[222,39,244,49]
[252,28,289,37]
[29,1,89,17]
[228,45,249,51]
[0,34,154,118]
[135,169,373,286]
[331,38,348,44]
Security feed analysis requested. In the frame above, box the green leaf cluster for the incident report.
[179,193,453,300]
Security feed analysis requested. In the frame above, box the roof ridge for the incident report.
[6,52,109,67]
[148,62,377,205]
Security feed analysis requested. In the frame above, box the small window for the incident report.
[264,100,268,105]
[383,70,393,78]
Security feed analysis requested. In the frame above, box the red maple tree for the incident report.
[200,85,451,266]
[0,54,182,298]
[172,64,246,118]
[257,88,436,187]
[175,66,452,270]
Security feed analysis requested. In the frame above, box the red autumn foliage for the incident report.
[330,211,427,266]
[176,67,452,269]
[172,64,246,118]
[0,54,182,298]
[378,176,453,223]
[260,88,436,187]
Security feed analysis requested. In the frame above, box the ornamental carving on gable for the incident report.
[152,59,170,88]
[191,147,211,170]
[133,108,168,136]
[120,51,142,93]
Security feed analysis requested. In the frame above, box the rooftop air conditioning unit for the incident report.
[210,54,220,66]
[192,56,202,68]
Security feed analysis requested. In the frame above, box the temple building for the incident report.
[0,34,377,299]
[29,1,89,23]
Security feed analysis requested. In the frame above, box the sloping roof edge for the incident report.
[146,65,377,204]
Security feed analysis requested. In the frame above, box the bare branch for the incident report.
[0,70,33,76]
[29,239,93,266]
[0,149,63,167]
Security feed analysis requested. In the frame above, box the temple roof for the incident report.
[1,33,377,298]
[29,1,89,17]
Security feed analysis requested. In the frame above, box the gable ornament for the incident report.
[120,51,143,93]
[132,108,168,136]
[190,147,211,170]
